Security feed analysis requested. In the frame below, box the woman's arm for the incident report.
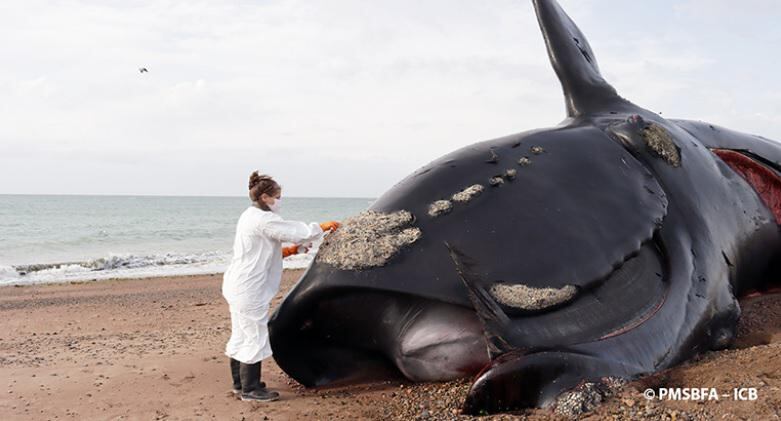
[282,245,304,257]
[261,219,324,244]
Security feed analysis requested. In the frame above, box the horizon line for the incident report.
[0,193,377,200]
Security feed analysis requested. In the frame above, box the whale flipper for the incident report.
[461,350,634,413]
[533,0,630,116]
[446,243,513,359]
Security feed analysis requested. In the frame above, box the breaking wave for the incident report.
[1,246,320,286]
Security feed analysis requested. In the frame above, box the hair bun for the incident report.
[247,171,280,203]
[248,171,261,190]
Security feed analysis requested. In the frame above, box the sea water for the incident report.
[0,195,372,286]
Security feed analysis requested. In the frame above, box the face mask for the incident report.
[268,197,282,213]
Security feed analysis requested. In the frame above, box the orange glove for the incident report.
[319,221,341,232]
[282,246,299,258]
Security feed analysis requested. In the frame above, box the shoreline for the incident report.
[1,263,313,289]
[1,271,779,420]
[1,270,229,289]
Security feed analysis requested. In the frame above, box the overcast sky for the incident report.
[1,0,779,198]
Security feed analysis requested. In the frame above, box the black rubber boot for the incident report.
[231,358,265,394]
[240,362,279,402]
[257,360,267,389]
[230,358,242,394]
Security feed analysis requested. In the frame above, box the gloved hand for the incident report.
[319,221,341,232]
[282,245,299,258]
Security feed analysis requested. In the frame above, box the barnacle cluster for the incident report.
[428,200,453,217]
[451,184,485,203]
[316,210,422,270]
[489,283,577,310]
[642,123,681,167]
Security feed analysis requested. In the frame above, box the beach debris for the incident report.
[642,123,681,167]
[428,200,453,217]
[518,157,532,166]
[489,176,505,186]
[489,283,577,311]
[451,184,484,203]
[316,210,421,270]
[531,145,545,154]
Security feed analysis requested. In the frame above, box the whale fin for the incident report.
[462,350,630,414]
[532,0,625,117]
[445,243,513,359]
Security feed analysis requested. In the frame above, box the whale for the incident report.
[269,0,781,414]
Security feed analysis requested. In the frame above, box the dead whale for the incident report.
[269,0,781,414]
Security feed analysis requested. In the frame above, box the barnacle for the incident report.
[428,200,453,217]
[452,184,485,203]
[489,283,577,310]
[642,123,680,167]
[316,210,422,270]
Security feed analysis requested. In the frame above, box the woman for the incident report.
[222,171,340,402]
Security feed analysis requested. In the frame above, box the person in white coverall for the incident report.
[223,171,340,402]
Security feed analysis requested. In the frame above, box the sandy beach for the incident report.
[1,270,779,421]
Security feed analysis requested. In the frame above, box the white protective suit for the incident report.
[222,206,323,364]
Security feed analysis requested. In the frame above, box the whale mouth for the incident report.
[712,148,781,224]
[575,238,668,342]
[449,236,669,351]
[269,289,400,387]
[271,239,669,386]
[269,290,488,387]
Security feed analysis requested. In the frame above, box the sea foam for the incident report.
[1,246,320,286]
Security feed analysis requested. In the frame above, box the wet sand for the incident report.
[1,270,779,420]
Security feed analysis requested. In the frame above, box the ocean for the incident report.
[0,195,373,286]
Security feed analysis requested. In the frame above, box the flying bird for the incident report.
[138,67,148,73]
